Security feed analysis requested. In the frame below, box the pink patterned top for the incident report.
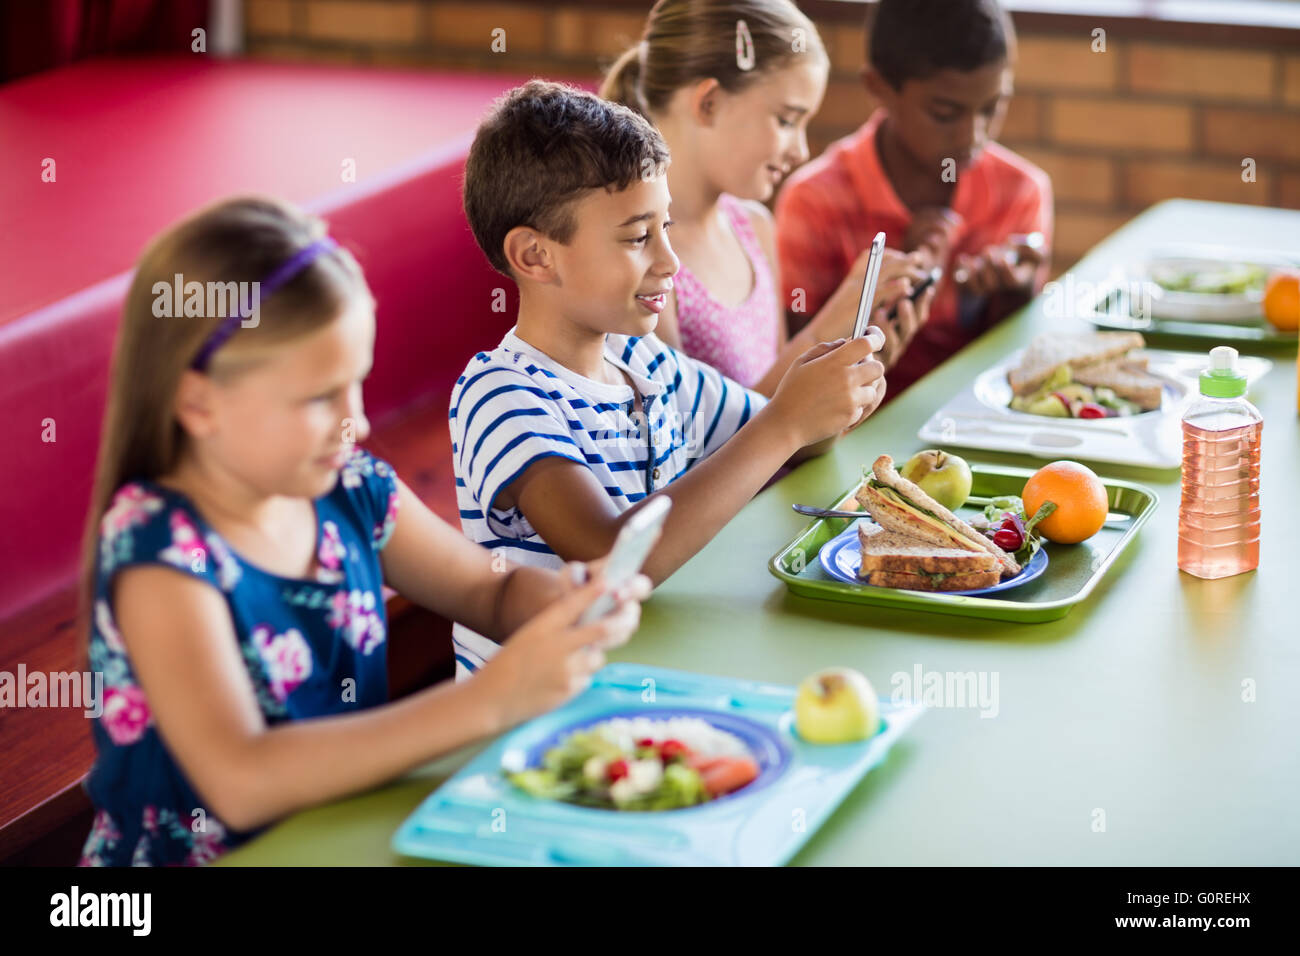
[674,193,780,390]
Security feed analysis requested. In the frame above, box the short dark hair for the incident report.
[463,80,671,277]
[867,0,1012,90]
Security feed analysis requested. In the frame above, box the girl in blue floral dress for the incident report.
[78,196,649,866]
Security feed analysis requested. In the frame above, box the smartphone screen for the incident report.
[577,496,672,625]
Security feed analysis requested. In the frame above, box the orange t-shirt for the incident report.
[774,109,1053,399]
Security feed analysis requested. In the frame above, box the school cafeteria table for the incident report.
[217,200,1299,866]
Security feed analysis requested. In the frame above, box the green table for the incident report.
[218,200,1299,866]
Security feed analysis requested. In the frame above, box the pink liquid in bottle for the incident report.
[1177,347,1262,579]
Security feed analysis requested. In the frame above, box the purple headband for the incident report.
[189,236,339,371]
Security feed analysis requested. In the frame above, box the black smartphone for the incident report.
[885,266,942,322]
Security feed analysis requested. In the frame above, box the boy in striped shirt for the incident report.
[450,81,887,676]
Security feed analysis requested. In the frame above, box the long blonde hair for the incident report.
[599,0,827,119]
[79,196,369,635]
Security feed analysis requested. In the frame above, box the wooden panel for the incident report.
[0,587,94,860]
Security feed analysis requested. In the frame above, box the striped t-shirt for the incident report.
[448,327,767,678]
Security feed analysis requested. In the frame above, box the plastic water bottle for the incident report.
[1177,346,1262,579]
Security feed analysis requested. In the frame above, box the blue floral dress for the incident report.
[78,448,400,866]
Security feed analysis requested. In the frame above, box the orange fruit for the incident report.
[1022,461,1108,544]
[1263,270,1300,332]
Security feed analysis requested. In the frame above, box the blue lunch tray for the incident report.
[391,663,925,866]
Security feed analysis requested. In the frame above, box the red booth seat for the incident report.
[0,54,564,617]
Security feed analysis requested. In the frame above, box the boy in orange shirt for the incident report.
[775,0,1053,399]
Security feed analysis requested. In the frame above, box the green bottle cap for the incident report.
[1200,346,1247,398]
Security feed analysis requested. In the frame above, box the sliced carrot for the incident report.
[699,756,759,797]
[688,755,727,774]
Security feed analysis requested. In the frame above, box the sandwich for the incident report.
[1007,331,1165,414]
[1007,331,1144,396]
[1069,358,1164,410]
[855,455,1021,578]
[857,524,1001,592]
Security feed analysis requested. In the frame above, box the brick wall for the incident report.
[243,0,1300,274]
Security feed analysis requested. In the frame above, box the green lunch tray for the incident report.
[768,465,1158,624]
[1085,282,1298,347]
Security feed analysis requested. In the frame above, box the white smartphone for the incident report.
[850,232,888,340]
[577,495,672,625]
[1005,231,1045,266]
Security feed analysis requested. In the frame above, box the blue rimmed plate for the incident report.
[818,520,1049,596]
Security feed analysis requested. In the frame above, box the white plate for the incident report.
[919,349,1272,470]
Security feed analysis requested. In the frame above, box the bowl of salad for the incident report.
[505,710,789,812]
[1142,252,1273,323]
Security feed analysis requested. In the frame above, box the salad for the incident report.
[968,495,1056,566]
[1009,365,1145,419]
[508,716,760,811]
[1150,262,1268,296]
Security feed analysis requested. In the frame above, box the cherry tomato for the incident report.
[607,759,630,782]
[636,738,655,749]
[658,739,691,763]
[993,528,1023,551]
[1078,403,1108,419]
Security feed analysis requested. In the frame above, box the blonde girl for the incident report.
[78,196,647,866]
[601,0,933,395]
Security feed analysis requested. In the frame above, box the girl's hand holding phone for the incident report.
[812,247,927,343]
[474,562,650,728]
[869,281,937,372]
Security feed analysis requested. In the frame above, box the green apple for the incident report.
[794,668,880,744]
[900,449,973,511]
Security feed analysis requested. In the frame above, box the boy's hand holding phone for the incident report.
[766,334,886,447]
[904,207,963,268]
[770,229,892,441]
[952,232,1046,297]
